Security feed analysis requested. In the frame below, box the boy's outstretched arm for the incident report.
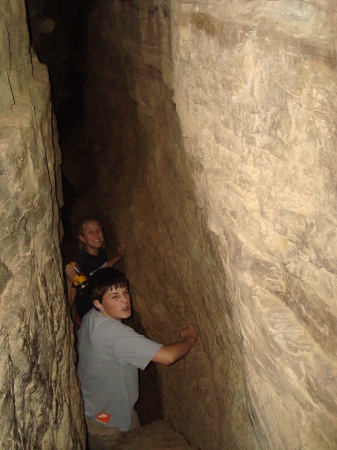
[152,325,198,366]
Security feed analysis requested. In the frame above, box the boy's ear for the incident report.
[93,300,103,310]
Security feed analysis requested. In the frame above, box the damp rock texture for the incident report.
[80,1,337,449]
[0,0,85,448]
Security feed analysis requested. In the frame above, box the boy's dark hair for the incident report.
[89,267,129,304]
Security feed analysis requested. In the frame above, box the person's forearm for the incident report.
[107,254,123,267]
[152,338,196,366]
[67,282,77,308]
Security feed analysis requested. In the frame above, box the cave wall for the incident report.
[81,1,337,449]
[171,1,337,448]
[0,0,85,448]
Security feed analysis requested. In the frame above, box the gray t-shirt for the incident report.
[77,309,162,431]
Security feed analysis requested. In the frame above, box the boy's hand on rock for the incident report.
[180,325,198,342]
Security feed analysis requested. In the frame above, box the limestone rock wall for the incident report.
[82,0,337,449]
[0,0,85,448]
[171,1,337,448]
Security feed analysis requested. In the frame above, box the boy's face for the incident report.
[79,221,104,251]
[94,285,131,321]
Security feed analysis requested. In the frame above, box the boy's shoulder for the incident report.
[81,310,133,335]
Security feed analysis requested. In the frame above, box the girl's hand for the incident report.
[117,242,128,256]
[65,265,77,283]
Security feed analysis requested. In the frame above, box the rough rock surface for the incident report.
[2,0,336,449]
[81,1,337,449]
[0,0,85,448]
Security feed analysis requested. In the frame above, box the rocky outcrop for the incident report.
[0,0,85,448]
[81,1,337,449]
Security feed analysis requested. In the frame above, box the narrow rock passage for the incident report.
[20,1,337,449]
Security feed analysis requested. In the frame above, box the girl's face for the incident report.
[79,221,104,254]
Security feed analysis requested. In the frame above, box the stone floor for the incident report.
[106,420,199,449]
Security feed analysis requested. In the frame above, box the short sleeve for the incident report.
[114,325,163,370]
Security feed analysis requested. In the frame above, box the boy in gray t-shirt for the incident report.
[77,267,197,448]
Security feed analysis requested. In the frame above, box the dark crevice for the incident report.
[25,0,163,426]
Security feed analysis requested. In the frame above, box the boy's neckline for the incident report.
[97,309,121,322]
